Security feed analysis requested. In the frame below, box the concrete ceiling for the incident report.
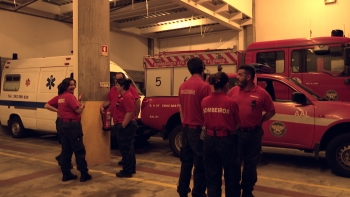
[0,0,252,39]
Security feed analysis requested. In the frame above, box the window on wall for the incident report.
[3,74,21,91]
[256,51,285,73]
[291,46,344,74]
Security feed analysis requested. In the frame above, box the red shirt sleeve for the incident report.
[106,89,112,101]
[129,86,140,100]
[47,96,59,106]
[123,94,135,112]
[263,90,275,112]
[67,94,80,110]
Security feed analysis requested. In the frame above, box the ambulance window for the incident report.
[3,74,21,91]
[256,51,285,73]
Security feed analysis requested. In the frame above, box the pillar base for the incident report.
[81,101,110,165]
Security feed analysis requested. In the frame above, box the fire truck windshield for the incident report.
[289,78,325,101]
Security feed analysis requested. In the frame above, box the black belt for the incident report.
[238,125,261,132]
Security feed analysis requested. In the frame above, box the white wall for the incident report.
[0,10,147,71]
[255,0,350,41]
[158,30,239,52]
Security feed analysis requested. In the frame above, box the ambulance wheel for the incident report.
[326,133,350,177]
[169,125,182,157]
[9,117,25,138]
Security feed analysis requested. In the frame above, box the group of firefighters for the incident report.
[177,57,275,197]
[44,57,276,197]
[44,72,140,181]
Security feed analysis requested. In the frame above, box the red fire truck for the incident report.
[140,32,350,177]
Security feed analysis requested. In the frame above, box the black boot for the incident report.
[62,172,77,182]
[80,172,92,182]
[116,170,132,178]
[242,191,254,197]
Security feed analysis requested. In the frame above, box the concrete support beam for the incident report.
[73,0,110,165]
[118,10,198,29]
[172,0,241,31]
[139,17,218,34]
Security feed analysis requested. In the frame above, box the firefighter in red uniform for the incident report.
[113,78,137,178]
[46,78,92,182]
[100,72,140,166]
[178,57,211,197]
[228,65,275,197]
[201,71,241,197]
[45,84,76,169]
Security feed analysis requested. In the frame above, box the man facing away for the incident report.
[177,57,211,197]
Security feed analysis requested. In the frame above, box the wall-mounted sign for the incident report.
[99,82,110,88]
[102,45,108,57]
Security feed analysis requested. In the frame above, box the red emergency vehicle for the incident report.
[141,67,350,177]
[244,30,350,102]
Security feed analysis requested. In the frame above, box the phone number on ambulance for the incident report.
[8,94,29,99]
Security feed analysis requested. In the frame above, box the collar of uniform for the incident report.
[63,91,73,95]
[191,75,202,80]
[211,92,226,96]
[240,84,257,92]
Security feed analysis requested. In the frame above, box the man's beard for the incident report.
[237,79,247,88]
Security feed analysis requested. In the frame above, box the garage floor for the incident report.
[0,126,349,197]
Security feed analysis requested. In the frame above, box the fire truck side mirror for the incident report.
[292,92,307,105]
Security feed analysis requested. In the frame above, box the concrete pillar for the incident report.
[73,0,110,165]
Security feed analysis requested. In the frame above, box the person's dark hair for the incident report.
[239,65,256,80]
[208,71,229,90]
[57,84,61,95]
[58,78,76,95]
[116,78,132,90]
[187,57,205,75]
[115,72,126,78]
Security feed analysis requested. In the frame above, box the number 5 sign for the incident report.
[102,45,108,56]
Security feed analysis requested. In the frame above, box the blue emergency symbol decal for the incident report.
[46,75,56,90]
[325,90,338,101]
[270,121,286,137]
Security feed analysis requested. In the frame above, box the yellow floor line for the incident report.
[111,155,181,167]
[258,176,350,192]
[0,151,177,189]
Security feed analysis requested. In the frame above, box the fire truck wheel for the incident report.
[169,125,182,157]
[9,117,25,138]
[326,133,350,177]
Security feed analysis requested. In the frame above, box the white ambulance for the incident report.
[0,55,144,138]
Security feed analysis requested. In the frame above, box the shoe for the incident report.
[116,170,132,178]
[118,160,124,166]
[242,191,254,197]
[80,173,92,182]
[62,172,78,182]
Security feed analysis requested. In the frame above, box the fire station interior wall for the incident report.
[158,31,239,52]
[255,0,350,41]
[0,10,148,71]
